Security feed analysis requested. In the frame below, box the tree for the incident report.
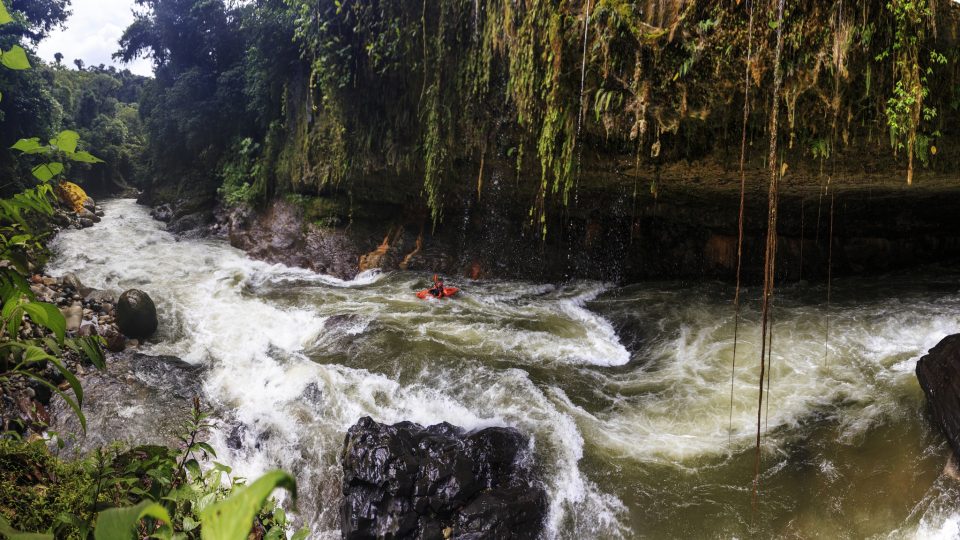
[53,51,62,65]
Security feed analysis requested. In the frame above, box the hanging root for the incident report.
[754,0,786,509]
[825,190,835,365]
[799,198,805,281]
[729,0,755,445]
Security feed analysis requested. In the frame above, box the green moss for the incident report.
[0,438,93,536]
[264,0,955,230]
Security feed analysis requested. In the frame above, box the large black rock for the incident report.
[340,416,547,540]
[917,334,960,457]
[116,289,159,339]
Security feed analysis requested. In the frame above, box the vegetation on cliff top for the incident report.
[117,0,960,232]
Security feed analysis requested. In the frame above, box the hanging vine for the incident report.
[753,0,786,506]
[729,0,755,442]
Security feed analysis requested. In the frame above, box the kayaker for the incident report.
[428,274,445,298]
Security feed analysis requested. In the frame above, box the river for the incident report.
[45,199,960,538]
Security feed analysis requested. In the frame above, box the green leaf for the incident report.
[291,527,310,540]
[94,501,172,540]
[0,515,53,540]
[48,355,83,408]
[69,335,105,369]
[1,45,30,70]
[4,301,22,337]
[69,151,104,164]
[50,130,79,154]
[22,301,65,343]
[23,345,54,363]
[31,162,64,182]
[199,471,297,540]
[11,138,45,154]
[184,458,201,479]
[195,441,217,458]
[0,1,12,25]
[181,516,199,533]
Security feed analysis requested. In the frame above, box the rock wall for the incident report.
[214,158,960,283]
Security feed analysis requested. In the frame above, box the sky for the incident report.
[35,0,153,77]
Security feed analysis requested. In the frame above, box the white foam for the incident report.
[47,199,628,538]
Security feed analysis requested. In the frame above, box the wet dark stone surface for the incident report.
[117,289,159,339]
[917,334,960,458]
[340,416,547,540]
[50,352,204,456]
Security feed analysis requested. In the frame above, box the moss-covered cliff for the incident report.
[129,0,960,281]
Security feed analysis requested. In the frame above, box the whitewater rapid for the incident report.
[46,199,960,538]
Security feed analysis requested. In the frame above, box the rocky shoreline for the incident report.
[0,197,161,439]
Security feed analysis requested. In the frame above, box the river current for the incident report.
[46,199,960,538]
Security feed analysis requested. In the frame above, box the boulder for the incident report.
[79,208,101,223]
[340,416,547,540]
[168,210,214,234]
[151,203,174,222]
[116,289,158,339]
[917,334,960,458]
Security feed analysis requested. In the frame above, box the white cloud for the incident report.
[35,0,153,77]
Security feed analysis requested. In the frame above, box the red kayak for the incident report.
[416,287,460,299]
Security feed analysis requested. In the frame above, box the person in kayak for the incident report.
[428,274,445,298]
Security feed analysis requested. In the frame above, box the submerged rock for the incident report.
[917,334,960,458]
[116,289,158,339]
[340,416,547,539]
[49,352,203,455]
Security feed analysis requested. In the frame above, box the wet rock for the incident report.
[227,199,361,280]
[79,208,101,223]
[78,321,97,337]
[169,210,214,234]
[100,325,126,352]
[85,289,117,304]
[917,334,960,458]
[340,416,547,540]
[61,272,89,295]
[151,203,174,222]
[227,424,245,450]
[49,352,204,456]
[116,289,158,339]
[61,303,83,333]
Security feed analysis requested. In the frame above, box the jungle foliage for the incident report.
[49,65,149,194]
[0,1,306,538]
[0,401,308,540]
[120,0,960,231]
